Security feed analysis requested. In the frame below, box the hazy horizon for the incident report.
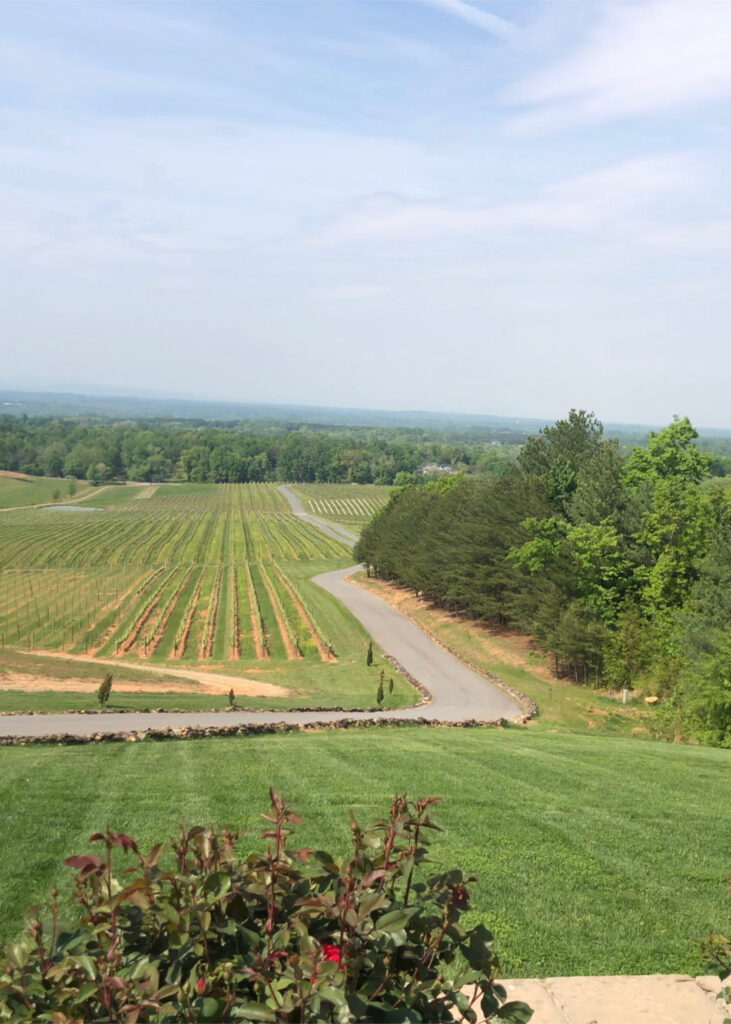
[3,380,730,435]
[3,2,731,426]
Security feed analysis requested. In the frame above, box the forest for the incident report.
[355,411,731,747]
[0,416,516,485]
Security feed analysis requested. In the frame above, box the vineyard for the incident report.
[292,483,392,527]
[0,484,353,664]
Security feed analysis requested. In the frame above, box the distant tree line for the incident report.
[0,416,517,485]
[355,411,731,747]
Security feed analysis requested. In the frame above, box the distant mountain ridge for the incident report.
[1,388,729,440]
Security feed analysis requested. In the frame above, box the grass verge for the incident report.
[354,574,654,738]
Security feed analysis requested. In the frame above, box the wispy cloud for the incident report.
[419,0,515,40]
[301,153,703,246]
[504,0,731,132]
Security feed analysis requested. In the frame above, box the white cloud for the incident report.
[505,1,731,132]
[0,110,455,268]
[301,153,703,246]
[419,0,515,39]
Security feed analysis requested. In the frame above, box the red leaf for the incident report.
[113,833,138,853]
[65,855,103,871]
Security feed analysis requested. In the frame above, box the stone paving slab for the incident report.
[499,979,571,1023]
[483,976,727,1024]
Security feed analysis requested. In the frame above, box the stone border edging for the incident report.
[0,717,511,746]
[0,701,422,717]
[382,653,432,707]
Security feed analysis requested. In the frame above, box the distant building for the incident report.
[418,463,456,476]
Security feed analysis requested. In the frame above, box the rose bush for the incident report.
[0,792,532,1022]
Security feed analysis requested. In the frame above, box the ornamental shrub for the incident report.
[0,793,532,1023]
[97,672,113,708]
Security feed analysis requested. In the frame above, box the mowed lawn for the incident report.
[1,727,728,978]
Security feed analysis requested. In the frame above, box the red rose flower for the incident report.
[196,976,206,994]
[321,942,342,964]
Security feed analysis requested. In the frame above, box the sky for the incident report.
[2,1,731,428]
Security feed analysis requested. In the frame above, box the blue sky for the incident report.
[3,1,731,427]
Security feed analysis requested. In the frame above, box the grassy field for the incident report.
[0,474,93,509]
[1,727,728,977]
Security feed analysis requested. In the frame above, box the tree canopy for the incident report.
[356,412,731,745]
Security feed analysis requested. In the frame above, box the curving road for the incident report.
[277,485,358,545]
[0,488,524,738]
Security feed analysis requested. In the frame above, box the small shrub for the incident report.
[366,641,373,667]
[97,672,113,707]
[0,793,532,1023]
[228,688,235,708]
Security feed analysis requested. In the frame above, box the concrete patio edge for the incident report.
[476,973,728,1024]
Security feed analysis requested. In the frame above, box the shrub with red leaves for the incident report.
[0,792,532,1023]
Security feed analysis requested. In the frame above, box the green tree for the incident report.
[623,417,713,612]
[664,515,731,744]
[519,410,604,514]
[87,462,110,486]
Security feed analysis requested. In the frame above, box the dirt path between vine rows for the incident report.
[2,651,290,698]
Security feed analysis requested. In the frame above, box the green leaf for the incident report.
[380,1008,422,1022]
[346,992,369,1017]
[204,872,232,900]
[386,927,408,947]
[465,923,495,971]
[213,917,238,936]
[229,1002,276,1021]
[155,983,181,1000]
[201,996,224,1019]
[159,902,180,926]
[494,1000,534,1023]
[375,907,417,932]
[313,850,340,873]
[318,985,346,1006]
[358,891,391,919]
[75,981,98,1001]
[72,954,97,979]
[480,988,500,1017]
[5,943,29,968]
